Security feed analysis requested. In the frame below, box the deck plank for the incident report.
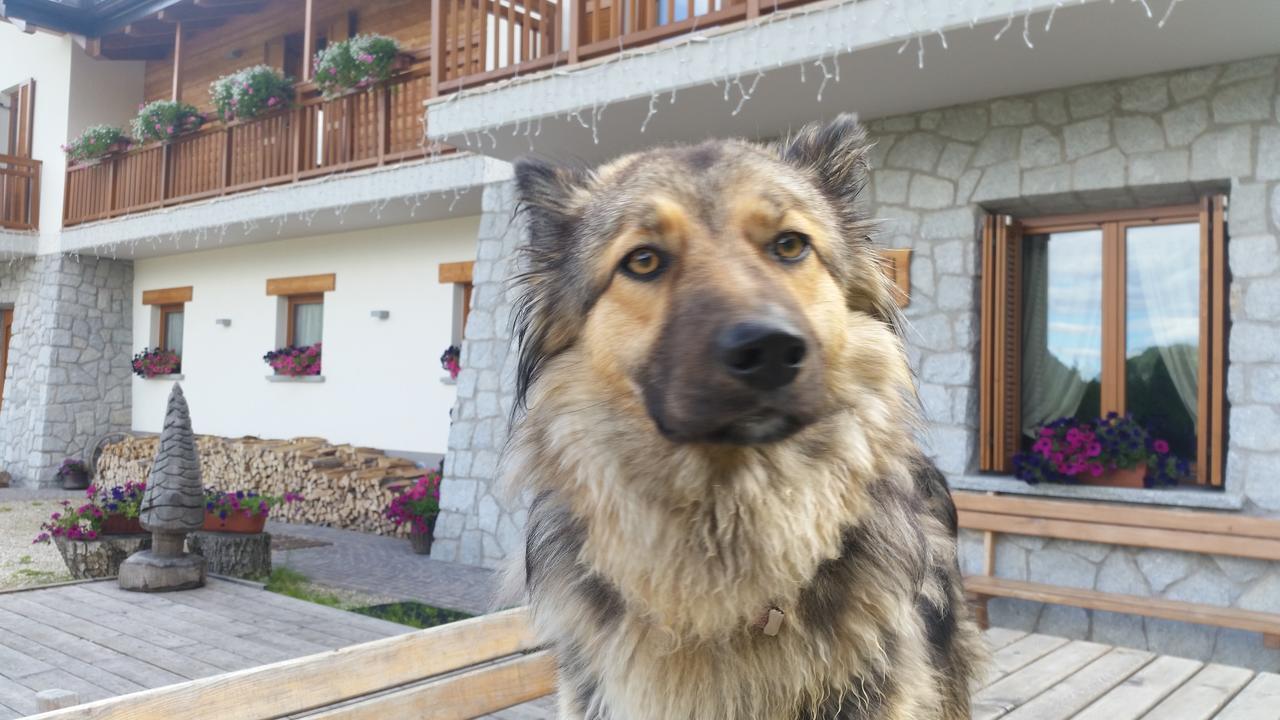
[982,627,1028,652]
[1073,655,1204,720]
[11,668,115,704]
[982,632,1070,688]
[1215,672,1280,719]
[203,579,409,638]
[1139,663,1256,720]
[0,631,147,696]
[0,675,39,716]
[972,640,1111,720]
[1001,646,1154,720]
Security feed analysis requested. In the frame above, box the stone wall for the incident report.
[0,255,133,488]
[439,57,1280,667]
[860,54,1280,669]
[432,180,526,568]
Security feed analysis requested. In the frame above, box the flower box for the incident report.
[203,510,267,534]
[1077,463,1147,488]
[101,513,144,534]
[203,488,302,533]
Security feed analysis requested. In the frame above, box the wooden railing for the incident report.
[63,62,434,227]
[1,154,40,230]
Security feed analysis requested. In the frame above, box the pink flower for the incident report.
[1088,463,1104,477]
[1153,439,1169,454]
[329,67,338,76]
[359,53,374,63]
[1085,442,1102,457]
[267,97,279,107]
[167,126,175,134]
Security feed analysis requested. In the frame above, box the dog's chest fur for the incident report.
[513,404,978,720]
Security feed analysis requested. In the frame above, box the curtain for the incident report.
[165,312,184,354]
[294,304,324,347]
[1020,232,1102,438]
[1126,224,1200,423]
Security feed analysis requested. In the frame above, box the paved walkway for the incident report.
[267,520,498,615]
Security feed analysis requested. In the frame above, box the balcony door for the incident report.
[0,309,12,414]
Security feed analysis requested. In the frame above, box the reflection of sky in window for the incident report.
[1126,223,1199,357]
[1045,230,1103,380]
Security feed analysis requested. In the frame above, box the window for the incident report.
[158,304,185,355]
[979,198,1228,486]
[439,261,474,345]
[287,293,324,347]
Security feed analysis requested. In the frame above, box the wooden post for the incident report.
[746,0,759,19]
[430,0,444,96]
[569,0,581,63]
[376,86,388,163]
[302,0,315,81]
[170,22,184,102]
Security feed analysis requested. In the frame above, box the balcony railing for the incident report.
[63,60,433,226]
[1,155,40,231]
[64,0,802,226]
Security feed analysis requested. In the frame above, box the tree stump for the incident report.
[188,532,272,579]
[55,535,151,579]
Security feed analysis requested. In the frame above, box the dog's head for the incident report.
[513,115,905,446]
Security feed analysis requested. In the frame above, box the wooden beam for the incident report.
[438,260,473,284]
[27,608,539,720]
[158,1,264,22]
[100,45,172,60]
[430,0,443,96]
[302,0,315,81]
[171,22,184,102]
[266,273,335,296]
[142,286,193,305]
[125,18,178,36]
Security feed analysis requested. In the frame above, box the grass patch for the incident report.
[0,505,13,512]
[17,555,32,565]
[353,602,471,630]
[263,567,344,608]
[12,569,64,583]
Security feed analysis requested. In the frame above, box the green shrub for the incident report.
[62,125,129,164]
[209,65,294,122]
[132,100,205,143]
[313,34,401,99]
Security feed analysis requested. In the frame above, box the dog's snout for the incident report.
[717,322,807,391]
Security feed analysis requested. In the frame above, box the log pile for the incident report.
[98,436,427,536]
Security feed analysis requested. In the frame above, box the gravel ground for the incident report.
[0,499,74,589]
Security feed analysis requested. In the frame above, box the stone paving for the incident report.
[267,520,498,614]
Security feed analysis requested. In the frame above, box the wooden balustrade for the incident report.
[0,154,40,231]
[63,0,807,227]
[62,63,434,227]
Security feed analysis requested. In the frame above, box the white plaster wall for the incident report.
[67,50,145,140]
[131,216,480,454]
[0,24,72,247]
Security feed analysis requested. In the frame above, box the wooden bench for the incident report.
[28,607,555,720]
[955,491,1280,648]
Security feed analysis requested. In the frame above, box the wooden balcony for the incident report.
[63,59,433,227]
[63,0,807,226]
[1,155,40,231]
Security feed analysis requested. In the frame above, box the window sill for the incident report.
[139,373,184,381]
[265,375,326,383]
[951,474,1243,511]
[439,376,457,386]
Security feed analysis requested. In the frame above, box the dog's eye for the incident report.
[620,247,667,280]
[771,232,811,262]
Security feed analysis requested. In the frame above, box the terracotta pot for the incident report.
[203,509,267,533]
[409,529,433,555]
[1078,463,1148,488]
[101,514,143,534]
[60,470,90,490]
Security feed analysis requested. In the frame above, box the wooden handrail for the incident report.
[0,153,41,231]
[27,607,551,720]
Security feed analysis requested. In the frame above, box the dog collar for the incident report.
[752,606,785,637]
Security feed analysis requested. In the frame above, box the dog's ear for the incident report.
[512,158,591,411]
[780,113,870,213]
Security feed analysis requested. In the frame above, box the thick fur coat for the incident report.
[503,115,985,720]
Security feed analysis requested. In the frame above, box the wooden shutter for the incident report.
[13,80,35,158]
[979,214,1023,473]
[1197,195,1229,486]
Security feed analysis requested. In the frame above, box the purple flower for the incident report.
[1153,439,1169,454]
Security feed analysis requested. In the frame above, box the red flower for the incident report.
[1153,439,1169,454]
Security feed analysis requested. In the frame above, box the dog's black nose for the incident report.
[717,322,807,391]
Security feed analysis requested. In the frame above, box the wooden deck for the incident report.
[1,581,1276,719]
[0,578,411,718]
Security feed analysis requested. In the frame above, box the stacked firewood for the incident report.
[97,435,428,536]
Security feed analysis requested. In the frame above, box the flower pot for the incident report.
[101,514,143,534]
[60,470,90,490]
[409,529,433,555]
[203,510,267,534]
[1078,463,1148,488]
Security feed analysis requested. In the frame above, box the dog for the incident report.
[502,114,985,720]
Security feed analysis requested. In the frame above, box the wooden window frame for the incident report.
[979,199,1229,487]
[157,303,185,354]
[0,308,11,414]
[287,293,325,347]
[439,261,475,340]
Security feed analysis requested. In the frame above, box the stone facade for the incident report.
[0,255,133,488]
[433,180,527,568]
[440,56,1280,666]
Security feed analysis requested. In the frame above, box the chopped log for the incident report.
[54,535,151,579]
[188,531,272,579]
